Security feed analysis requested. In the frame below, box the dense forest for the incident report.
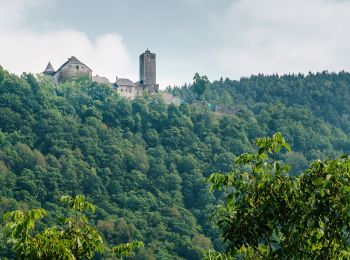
[171,72,350,166]
[1,65,350,258]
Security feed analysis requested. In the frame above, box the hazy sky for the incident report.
[1,0,350,87]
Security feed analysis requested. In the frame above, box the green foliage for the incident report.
[203,250,234,260]
[1,66,350,258]
[0,69,219,258]
[112,241,144,258]
[193,73,210,99]
[171,72,350,161]
[60,194,95,213]
[2,195,143,259]
[209,133,350,258]
[3,209,46,243]
[59,195,104,259]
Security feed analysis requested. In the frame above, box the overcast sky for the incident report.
[1,0,350,87]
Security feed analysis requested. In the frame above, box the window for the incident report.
[76,65,79,69]
[121,89,123,92]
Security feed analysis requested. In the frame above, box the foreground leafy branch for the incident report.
[112,241,145,258]
[208,133,350,259]
[2,195,143,259]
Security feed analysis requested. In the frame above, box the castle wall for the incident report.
[92,76,110,84]
[159,92,181,106]
[116,85,143,99]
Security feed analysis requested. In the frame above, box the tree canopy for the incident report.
[208,133,350,258]
[1,65,350,258]
[3,194,143,259]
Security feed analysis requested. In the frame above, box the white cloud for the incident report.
[211,0,350,78]
[0,0,134,82]
[3,0,350,86]
[0,0,53,28]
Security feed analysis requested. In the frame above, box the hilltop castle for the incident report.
[43,49,159,99]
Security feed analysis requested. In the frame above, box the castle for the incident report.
[43,49,159,99]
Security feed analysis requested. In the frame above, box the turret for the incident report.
[43,62,55,76]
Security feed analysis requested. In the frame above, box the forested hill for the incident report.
[172,72,350,118]
[171,72,350,161]
[1,65,350,259]
[0,66,245,259]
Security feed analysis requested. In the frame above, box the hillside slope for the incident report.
[1,67,350,258]
[171,72,350,163]
[0,67,249,259]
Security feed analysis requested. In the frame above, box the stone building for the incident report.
[92,75,110,84]
[114,77,143,99]
[43,49,159,99]
[43,56,92,83]
[114,49,159,99]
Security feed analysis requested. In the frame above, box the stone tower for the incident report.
[139,49,159,93]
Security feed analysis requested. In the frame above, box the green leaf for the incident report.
[312,177,324,186]
[284,143,292,152]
